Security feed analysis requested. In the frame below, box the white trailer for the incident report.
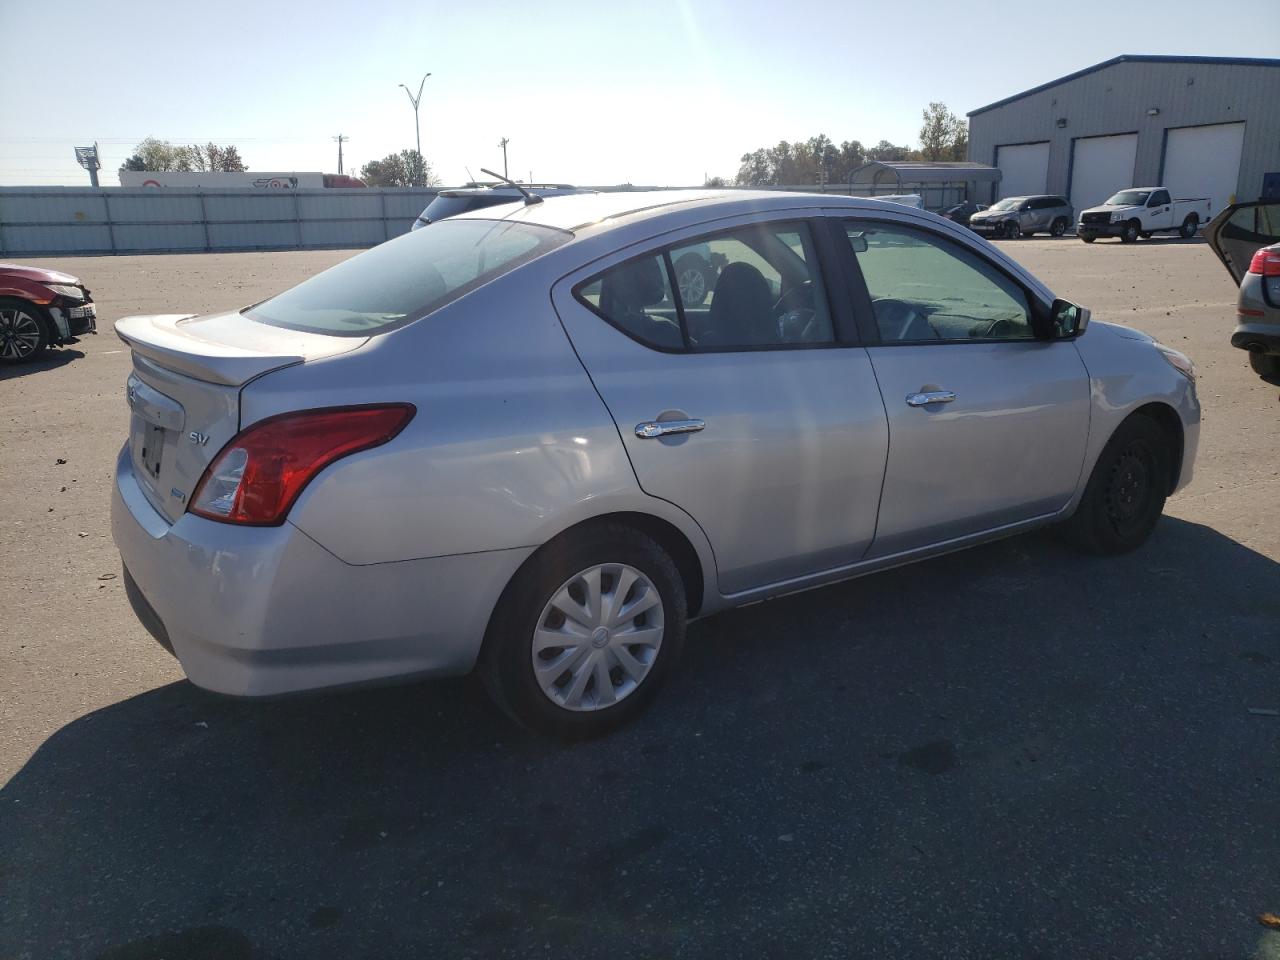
[118,171,325,189]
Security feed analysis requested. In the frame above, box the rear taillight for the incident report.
[1248,248,1280,276]
[189,404,415,525]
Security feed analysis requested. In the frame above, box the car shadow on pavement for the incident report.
[0,347,85,380]
[3,517,1278,960]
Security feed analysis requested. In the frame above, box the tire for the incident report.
[1179,214,1199,239]
[1002,220,1021,240]
[1248,351,1280,380]
[1061,414,1171,555]
[480,522,687,739]
[0,298,50,364]
[1050,217,1068,237]
[1080,232,1096,244]
[674,254,712,306]
[1140,232,1152,240]
[1120,221,1140,243]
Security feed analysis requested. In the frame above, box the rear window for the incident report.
[421,193,521,223]
[246,219,569,336]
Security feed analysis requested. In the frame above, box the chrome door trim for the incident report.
[635,418,705,439]
[905,391,957,407]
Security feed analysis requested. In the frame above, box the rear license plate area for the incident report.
[140,424,165,480]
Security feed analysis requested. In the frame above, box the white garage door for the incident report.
[995,142,1049,199]
[1070,134,1138,213]
[1163,122,1245,218]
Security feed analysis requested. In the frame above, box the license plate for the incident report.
[70,304,96,318]
[141,424,165,480]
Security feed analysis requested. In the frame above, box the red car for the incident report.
[0,263,97,364]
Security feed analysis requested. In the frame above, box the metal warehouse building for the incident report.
[968,55,1280,217]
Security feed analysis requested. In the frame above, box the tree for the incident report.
[180,143,247,172]
[119,137,247,173]
[866,139,915,162]
[703,175,728,188]
[360,150,440,187]
[918,103,968,161]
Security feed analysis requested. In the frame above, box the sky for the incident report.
[1,0,1278,188]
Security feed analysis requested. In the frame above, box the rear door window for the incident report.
[247,219,569,336]
[577,221,834,352]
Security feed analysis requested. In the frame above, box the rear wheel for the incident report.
[480,523,687,739]
[1120,221,1140,243]
[1140,232,1153,240]
[674,254,712,306]
[0,298,49,364]
[1179,214,1199,239]
[1050,217,1068,237]
[1061,414,1171,555]
[1248,351,1280,380]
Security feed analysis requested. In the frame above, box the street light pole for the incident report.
[398,72,432,158]
[498,137,510,180]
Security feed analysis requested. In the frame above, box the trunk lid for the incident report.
[117,311,368,522]
[1204,200,1280,286]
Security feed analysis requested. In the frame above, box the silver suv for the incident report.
[969,196,1074,240]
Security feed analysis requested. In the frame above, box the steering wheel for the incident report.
[968,316,1018,339]
[774,280,817,342]
[872,297,930,340]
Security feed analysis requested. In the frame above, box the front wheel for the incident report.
[1179,215,1200,239]
[480,523,687,739]
[1120,221,1140,243]
[1002,220,1021,240]
[1061,415,1170,555]
[1080,232,1096,244]
[1050,217,1068,237]
[0,298,49,364]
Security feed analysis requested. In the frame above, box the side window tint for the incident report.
[577,255,683,350]
[846,222,1036,342]
[669,222,833,349]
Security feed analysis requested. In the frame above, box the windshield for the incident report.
[989,199,1021,211]
[1106,191,1150,206]
[246,219,570,336]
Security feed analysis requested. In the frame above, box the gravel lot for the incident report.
[2,237,1278,959]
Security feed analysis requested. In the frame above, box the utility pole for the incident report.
[332,134,349,176]
[498,137,510,180]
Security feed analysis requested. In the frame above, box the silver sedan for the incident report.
[112,190,1200,737]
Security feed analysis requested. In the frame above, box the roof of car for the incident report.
[452,189,925,235]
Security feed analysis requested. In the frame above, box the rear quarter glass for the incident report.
[245,219,570,337]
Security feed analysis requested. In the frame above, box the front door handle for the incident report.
[635,418,705,439]
[906,391,957,407]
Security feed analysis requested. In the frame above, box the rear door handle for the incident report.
[905,391,957,407]
[635,418,705,439]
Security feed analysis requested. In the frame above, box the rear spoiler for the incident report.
[115,313,362,386]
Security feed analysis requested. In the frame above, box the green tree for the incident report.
[918,102,969,161]
[180,143,247,172]
[866,139,915,162]
[360,150,439,187]
[119,137,247,173]
[703,175,728,188]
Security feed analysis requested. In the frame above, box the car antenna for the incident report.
[464,166,476,185]
[480,167,542,205]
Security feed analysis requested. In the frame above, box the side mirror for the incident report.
[1051,298,1090,338]
[847,231,868,253]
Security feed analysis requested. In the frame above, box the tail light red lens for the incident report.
[1248,248,1280,276]
[189,404,415,525]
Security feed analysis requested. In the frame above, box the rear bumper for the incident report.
[1230,325,1280,356]
[111,446,532,696]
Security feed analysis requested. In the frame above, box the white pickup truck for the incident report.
[1077,187,1212,244]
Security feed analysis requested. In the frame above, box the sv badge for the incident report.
[189,431,210,446]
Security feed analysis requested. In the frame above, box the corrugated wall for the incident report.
[968,60,1280,204]
[0,187,442,256]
